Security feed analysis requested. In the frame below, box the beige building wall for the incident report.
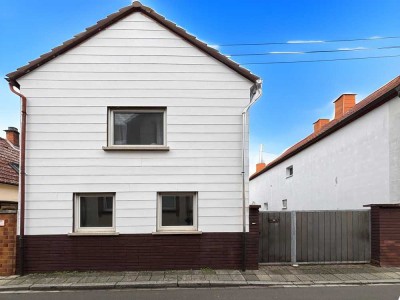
[0,184,18,201]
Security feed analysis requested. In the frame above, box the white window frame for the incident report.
[74,193,116,233]
[108,107,167,148]
[157,192,198,232]
[282,199,288,210]
[286,165,293,178]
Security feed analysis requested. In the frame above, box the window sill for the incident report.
[286,175,293,179]
[102,146,170,151]
[152,231,202,235]
[68,232,120,237]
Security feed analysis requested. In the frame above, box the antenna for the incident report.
[259,144,263,163]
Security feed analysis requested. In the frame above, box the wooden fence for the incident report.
[259,210,370,264]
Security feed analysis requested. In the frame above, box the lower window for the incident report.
[74,193,115,233]
[157,192,198,232]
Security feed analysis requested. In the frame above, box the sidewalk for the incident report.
[1,264,400,292]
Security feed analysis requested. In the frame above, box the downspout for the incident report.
[241,79,262,271]
[8,82,26,276]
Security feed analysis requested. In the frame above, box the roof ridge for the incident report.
[6,2,259,84]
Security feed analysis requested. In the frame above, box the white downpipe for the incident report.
[241,79,262,271]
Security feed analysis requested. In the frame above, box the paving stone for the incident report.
[256,274,272,281]
[191,275,206,281]
[306,274,325,281]
[78,277,105,284]
[320,274,341,281]
[150,275,165,281]
[0,280,11,286]
[282,275,298,282]
[231,275,245,281]
[381,272,400,279]
[358,273,380,280]
[107,275,124,282]
[269,274,286,281]
[138,271,152,276]
[191,270,203,275]
[243,275,259,281]
[164,275,178,281]
[296,274,312,281]
[151,271,165,276]
[179,275,192,281]
[217,275,232,281]
[64,277,81,284]
[215,270,232,275]
[122,275,138,282]
[136,275,151,281]
[204,275,219,281]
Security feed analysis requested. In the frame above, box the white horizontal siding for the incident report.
[25,149,242,159]
[19,11,253,235]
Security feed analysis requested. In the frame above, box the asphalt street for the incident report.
[0,285,400,300]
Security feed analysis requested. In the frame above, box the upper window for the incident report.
[157,192,198,232]
[74,193,115,233]
[108,108,166,147]
[286,165,293,178]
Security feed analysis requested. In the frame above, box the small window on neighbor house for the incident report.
[109,108,166,147]
[157,192,197,232]
[74,194,115,232]
[282,199,287,210]
[286,165,293,178]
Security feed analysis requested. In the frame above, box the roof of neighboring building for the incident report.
[6,1,259,86]
[250,75,400,181]
[0,138,19,186]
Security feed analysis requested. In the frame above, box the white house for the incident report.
[250,76,400,211]
[6,2,262,273]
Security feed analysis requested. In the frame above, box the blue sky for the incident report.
[1,0,399,172]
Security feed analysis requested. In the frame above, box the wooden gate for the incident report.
[259,210,370,263]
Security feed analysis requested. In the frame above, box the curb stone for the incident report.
[178,281,210,288]
[209,281,247,287]
[0,284,32,291]
[69,282,116,290]
[116,281,177,289]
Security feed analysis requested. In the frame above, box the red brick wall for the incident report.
[370,206,400,267]
[18,206,261,273]
[0,210,17,275]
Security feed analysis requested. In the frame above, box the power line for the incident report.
[241,54,400,65]
[228,45,400,56]
[219,35,400,47]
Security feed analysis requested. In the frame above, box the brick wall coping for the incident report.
[364,203,400,208]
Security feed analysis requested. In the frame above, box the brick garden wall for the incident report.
[370,205,400,267]
[0,202,17,275]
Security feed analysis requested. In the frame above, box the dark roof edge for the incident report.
[6,2,259,84]
[250,84,399,181]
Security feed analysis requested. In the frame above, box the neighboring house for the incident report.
[6,2,262,272]
[0,127,19,202]
[250,76,400,211]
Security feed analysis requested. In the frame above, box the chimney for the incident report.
[334,94,356,119]
[313,119,330,133]
[4,127,19,147]
[256,162,266,173]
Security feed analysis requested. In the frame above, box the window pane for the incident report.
[113,112,163,145]
[80,196,113,227]
[162,195,193,226]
